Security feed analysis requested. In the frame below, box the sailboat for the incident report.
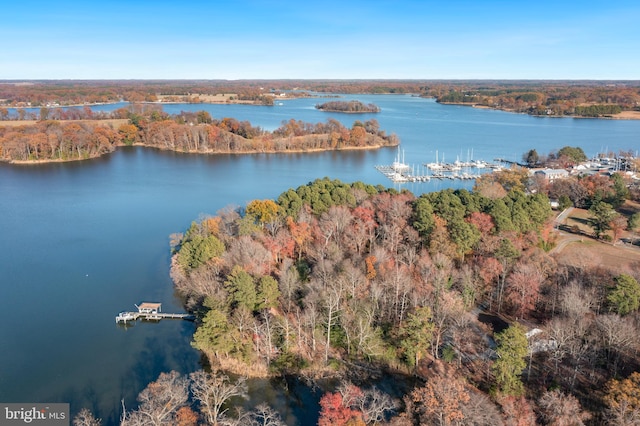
[450,155,462,171]
[392,146,410,172]
[426,150,443,170]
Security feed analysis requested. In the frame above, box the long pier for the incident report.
[115,312,195,323]
[494,158,527,167]
[115,302,195,324]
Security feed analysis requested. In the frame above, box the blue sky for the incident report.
[2,0,638,80]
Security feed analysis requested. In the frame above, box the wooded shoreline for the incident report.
[3,140,394,165]
[0,113,398,163]
[437,101,640,120]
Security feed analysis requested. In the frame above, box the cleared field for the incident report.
[193,93,237,103]
[553,236,640,274]
[613,110,640,120]
[155,93,258,104]
[552,204,640,273]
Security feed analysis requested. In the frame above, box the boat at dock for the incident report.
[375,164,431,183]
[375,146,431,183]
[391,146,410,172]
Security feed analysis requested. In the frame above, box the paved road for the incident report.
[549,232,583,255]
[554,206,574,228]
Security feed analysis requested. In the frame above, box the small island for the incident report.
[316,100,381,113]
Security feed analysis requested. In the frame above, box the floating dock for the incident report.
[375,165,431,182]
[115,302,195,324]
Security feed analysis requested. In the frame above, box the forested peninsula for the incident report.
[143,166,640,425]
[0,107,397,163]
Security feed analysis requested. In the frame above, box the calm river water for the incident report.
[1,95,638,424]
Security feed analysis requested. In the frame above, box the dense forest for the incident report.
[429,82,639,117]
[74,165,640,425]
[0,106,397,162]
[316,101,381,113]
[2,80,639,119]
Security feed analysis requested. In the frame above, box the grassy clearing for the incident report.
[553,205,640,273]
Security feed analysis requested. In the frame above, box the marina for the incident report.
[375,147,504,183]
[375,147,431,182]
[115,302,195,324]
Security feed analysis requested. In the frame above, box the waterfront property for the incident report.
[3,94,639,424]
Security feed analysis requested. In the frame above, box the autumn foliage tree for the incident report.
[604,372,640,426]
[318,392,365,426]
[408,375,469,426]
[246,199,281,230]
[0,121,121,161]
[505,259,544,319]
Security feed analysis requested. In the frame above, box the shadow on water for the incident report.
[242,375,323,426]
[240,369,419,426]
[90,328,200,426]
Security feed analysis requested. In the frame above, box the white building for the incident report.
[534,168,570,182]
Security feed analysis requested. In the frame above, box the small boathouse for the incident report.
[135,302,162,314]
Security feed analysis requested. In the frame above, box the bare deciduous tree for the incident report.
[461,392,503,426]
[121,371,189,426]
[189,370,248,426]
[277,259,301,314]
[595,314,638,374]
[358,387,398,424]
[223,235,272,276]
[248,403,286,426]
[73,408,101,426]
[558,281,596,318]
[538,389,591,426]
